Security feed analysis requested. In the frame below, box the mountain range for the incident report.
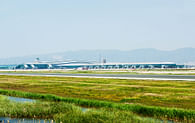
[0,48,195,64]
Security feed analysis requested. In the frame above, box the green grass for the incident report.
[0,89,194,122]
[0,75,195,122]
[0,95,79,119]
[0,75,194,110]
[0,95,161,123]
[54,108,161,123]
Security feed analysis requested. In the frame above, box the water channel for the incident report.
[8,96,35,103]
[0,117,54,123]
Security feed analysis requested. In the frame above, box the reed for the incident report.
[0,89,194,122]
[0,95,160,123]
[54,108,160,123]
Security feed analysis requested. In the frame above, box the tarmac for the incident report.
[1,73,195,81]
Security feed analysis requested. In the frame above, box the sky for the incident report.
[0,0,194,58]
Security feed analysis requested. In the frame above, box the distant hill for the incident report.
[0,48,195,64]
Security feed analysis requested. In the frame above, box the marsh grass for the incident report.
[0,75,194,122]
[0,95,79,119]
[0,75,194,109]
[0,95,161,123]
[54,108,161,123]
[0,89,194,122]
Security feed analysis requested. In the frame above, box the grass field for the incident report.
[0,95,162,123]
[0,89,195,122]
[0,75,194,109]
[0,75,194,122]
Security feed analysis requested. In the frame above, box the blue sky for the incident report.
[0,0,194,58]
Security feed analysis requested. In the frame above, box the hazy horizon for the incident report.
[0,47,194,59]
[1,47,195,65]
[0,0,194,58]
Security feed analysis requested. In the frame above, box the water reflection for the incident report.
[0,117,54,123]
[2,96,54,123]
[8,96,35,103]
[81,107,88,112]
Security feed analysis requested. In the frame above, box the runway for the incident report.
[1,73,195,81]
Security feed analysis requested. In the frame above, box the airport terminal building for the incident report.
[15,61,184,69]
